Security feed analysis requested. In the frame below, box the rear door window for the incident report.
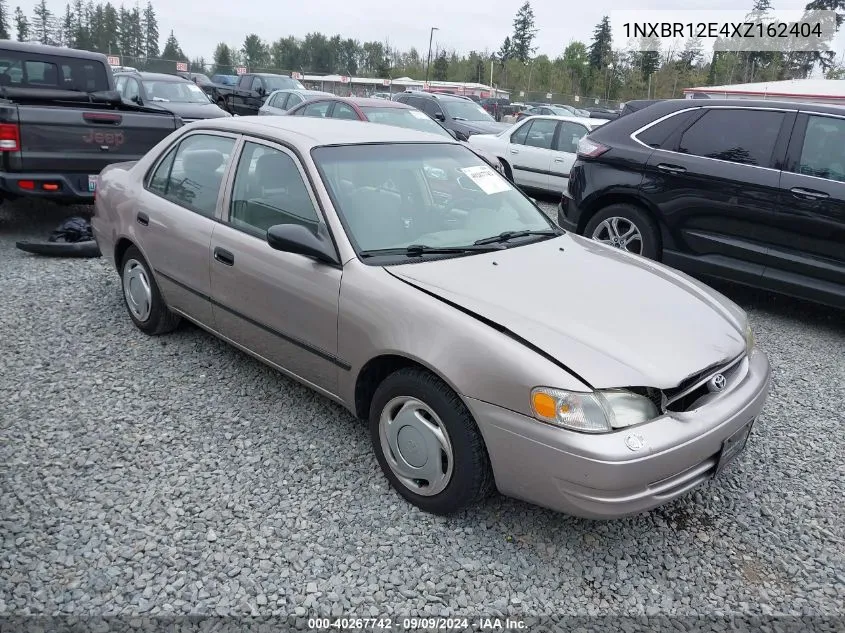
[677,109,784,167]
[302,101,331,117]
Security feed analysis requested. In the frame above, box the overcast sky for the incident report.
[15,0,845,66]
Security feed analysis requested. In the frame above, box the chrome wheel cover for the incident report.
[122,258,152,322]
[378,396,454,497]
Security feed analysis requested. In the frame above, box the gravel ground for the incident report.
[1,198,843,629]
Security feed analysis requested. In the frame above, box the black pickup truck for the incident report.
[0,41,182,204]
[215,72,305,116]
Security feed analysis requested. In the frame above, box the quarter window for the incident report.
[677,109,784,167]
[795,115,845,183]
[228,141,320,237]
[147,134,235,217]
[286,93,303,109]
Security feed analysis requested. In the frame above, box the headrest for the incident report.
[182,149,224,178]
[255,152,299,189]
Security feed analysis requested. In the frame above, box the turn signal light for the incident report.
[42,183,60,191]
[18,180,35,190]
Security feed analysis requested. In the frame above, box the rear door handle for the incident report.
[553,157,566,163]
[657,164,686,175]
[510,148,519,154]
[213,247,234,266]
[136,212,149,226]
[790,187,829,200]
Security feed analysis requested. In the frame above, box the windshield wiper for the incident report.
[359,243,505,258]
[473,229,562,246]
[451,116,468,121]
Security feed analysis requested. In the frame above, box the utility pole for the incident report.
[425,27,439,86]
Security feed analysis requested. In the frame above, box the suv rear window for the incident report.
[677,108,784,167]
[0,51,109,92]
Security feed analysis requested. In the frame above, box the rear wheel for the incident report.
[120,245,180,335]
[369,367,494,515]
[583,203,661,260]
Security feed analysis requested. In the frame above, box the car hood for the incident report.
[457,120,510,134]
[147,101,229,119]
[386,234,746,389]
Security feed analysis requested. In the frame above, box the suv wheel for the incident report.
[584,204,661,259]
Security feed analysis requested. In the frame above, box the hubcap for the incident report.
[592,217,644,254]
[122,258,152,322]
[378,396,454,497]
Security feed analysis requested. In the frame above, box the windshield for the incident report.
[443,100,495,122]
[191,74,211,84]
[264,76,306,91]
[212,75,238,86]
[143,80,210,103]
[549,106,574,115]
[312,143,555,260]
[360,107,451,138]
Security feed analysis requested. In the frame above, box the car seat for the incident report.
[179,149,225,212]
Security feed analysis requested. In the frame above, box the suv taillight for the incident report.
[0,123,21,151]
[577,136,609,159]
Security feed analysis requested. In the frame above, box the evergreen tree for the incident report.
[100,3,119,55]
[241,33,267,69]
[588,16,612,69]
[14,5,29,41]
[61,3,73,46]
[32,0,57,45]
[117,5,131,56]
[213,42,234,74]
[510,1,537,64]
[142,1,158,58]
[432,49,448,80]
[0,0,10,40]
[161,30,184,61]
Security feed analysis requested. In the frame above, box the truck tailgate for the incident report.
[14,104,178,173]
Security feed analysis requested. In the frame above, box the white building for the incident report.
[684,79,845,105]
[296,73,509,99]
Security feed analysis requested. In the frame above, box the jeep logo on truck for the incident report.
[83,129,124,150]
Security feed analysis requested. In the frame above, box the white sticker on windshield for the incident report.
[460,165,512,194]
[409,110,429,119]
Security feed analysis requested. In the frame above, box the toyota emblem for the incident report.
[707,373,727,392]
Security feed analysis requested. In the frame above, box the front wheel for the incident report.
[369,368,494,515]
[583,203,661,260]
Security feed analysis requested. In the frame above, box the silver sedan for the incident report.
[91,116,771,518]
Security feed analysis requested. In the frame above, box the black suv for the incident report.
[393,91,508,140]
[559,98,845,308]
[113,71,229,122]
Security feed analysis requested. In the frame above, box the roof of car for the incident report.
[518,114,603,126]
[268,88,331,96]
[115,71,190,82]
[0,41,106,61]
[185,116,458,148]
[299,96,413,109]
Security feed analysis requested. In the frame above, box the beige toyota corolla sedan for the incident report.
[92,116,771,519]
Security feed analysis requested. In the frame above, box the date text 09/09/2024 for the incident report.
[307,617,527,630]
[624,21,823,39]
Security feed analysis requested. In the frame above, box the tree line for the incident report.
[1,0,843,103]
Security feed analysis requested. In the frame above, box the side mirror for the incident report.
[266,223,339,265]
[434,112,445,121]
[132,95,143,105]
[257,86,266,96]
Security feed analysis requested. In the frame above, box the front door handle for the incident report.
[553,157,566,163]
[790,187,829,200]
[510,148,519,154]
[657,163,686,175]
[213,247,234,266]
[136,212,149,226]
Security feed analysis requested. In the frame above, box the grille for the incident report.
[663,353,745,412]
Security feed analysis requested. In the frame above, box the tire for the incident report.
[498,159,513,182]
[120,245,180,335]
[583,203,661,260]
[369,367,494,515]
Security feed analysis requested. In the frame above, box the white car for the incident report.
[468,115,607,195]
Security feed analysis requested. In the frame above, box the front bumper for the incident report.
[466,348,772,519]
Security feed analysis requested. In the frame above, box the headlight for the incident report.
[745,323,755,351]
[531,387,659,433]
